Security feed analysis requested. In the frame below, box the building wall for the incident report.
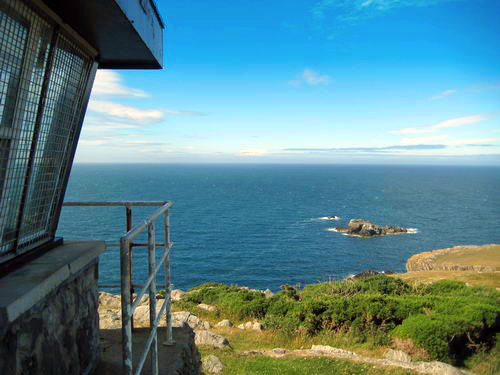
[0,261,100,375]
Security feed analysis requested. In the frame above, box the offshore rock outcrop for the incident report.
[335,219,410,238]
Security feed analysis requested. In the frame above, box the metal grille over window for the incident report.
[0,0,92,261]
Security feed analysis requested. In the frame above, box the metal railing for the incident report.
[62,201,174,375]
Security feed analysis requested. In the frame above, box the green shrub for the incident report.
[181,276,500,364]
[392,314,463,363]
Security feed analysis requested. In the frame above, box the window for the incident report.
[0,0,93,262]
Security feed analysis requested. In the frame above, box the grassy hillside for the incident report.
[176,276,500,368]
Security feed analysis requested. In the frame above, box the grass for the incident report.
[199,348,418,375]
[464,339,500,375]
[434,244,500,269]
[172,304,389,358]
[171,278,499,375]
[393,270,500,288]
[169,261,500,374]
[207,326,389,358]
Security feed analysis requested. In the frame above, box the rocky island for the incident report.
[334,219,411,238]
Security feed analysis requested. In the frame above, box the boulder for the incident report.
[216,319,233,327]
[198,303,217,312]
[263,289,274,298]
[310,345,360,359]
[252,322,263,331]
[99,292,121,309]
[171,289,186,301]
[416,361,465,375]
[134,304,166,326]
[172,311,212,330]
[132,293,150,306]
[194,330,229,349]
[271,348,289,355]
[99,308,122,329]
[202,355,224,374]
[384,349,411,363]
[237,321,263,331]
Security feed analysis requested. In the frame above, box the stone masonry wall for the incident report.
[0,261,100,375]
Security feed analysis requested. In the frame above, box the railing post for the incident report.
[147,223,158,375]
[120,237,133,375]
[162,209,174,346]
[126,206,135,332]
[62,201,174,373]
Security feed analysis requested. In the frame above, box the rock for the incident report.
[98,308,122,329]
[346,269,380,280]
[134,304,158,324]
[406,244,500,272]
[384,349,411,363]
[237,321,263,331]
[194,330,229,349]
[216,319,233,327]
[198,303,217,312]
[310,345,360,358]
[251,322,263,331]
[171,289,186,301]
[173,311,212,330]
[415,361,465,375]
[202,355,224,373]
[271,348,288,355]
[132,293,150,306]
[99,292,122,309]
[263,289,274,298]
[242,346,468,375]
[334,219,409,238]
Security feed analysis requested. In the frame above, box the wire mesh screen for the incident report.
[0,0,92,260]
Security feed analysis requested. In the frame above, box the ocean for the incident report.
[57,164,500,292]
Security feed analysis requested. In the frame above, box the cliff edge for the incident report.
[406,244,500,272]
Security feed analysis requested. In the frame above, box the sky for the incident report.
[75,0,500,165]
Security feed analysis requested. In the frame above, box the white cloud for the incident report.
[400,134,449,145]
[92,70,148,97]
[400,134,500,147]
[391,114,488,135]
[313,0,466,24]
[361,0,375,7]
[78,136,168,148]
[291,69,330,86]
[429,89,457,100]
[302,69,330,86]
[122,140,166,147]
[164,109,205,116]
[88,100,165,123]
[79,138,112,146]
[83,116,141,131]
[444,137,500,146]
[239,148,270,156]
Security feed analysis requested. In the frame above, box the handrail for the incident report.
[62,201,174,375]
[63,201,168,207]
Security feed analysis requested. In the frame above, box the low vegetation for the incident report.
[176,276,500,366]
[393,270,500,288]
[198,347,418,375]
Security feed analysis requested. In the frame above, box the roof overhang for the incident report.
[39,0,164,69]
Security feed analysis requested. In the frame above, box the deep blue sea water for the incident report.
[57,164,500,292]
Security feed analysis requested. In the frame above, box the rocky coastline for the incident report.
[406,243,499,272]
[334,219,412,238]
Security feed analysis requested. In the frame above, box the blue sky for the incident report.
[75,0,500,164]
